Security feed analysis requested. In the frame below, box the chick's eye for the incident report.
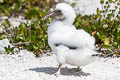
[57,10,62,13]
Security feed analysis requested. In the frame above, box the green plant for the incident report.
[0,18,52,56]
[74,0,120,54]
[0,0,55,18]
[4,45,14,54]
[0,0,120,56]
[0,0,54,55]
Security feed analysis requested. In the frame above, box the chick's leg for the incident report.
[76,66,81,72]
[54,63,62,76]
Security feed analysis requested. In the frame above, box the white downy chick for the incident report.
[45,3,97,75]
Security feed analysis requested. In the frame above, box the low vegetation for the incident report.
[0,0,119,56]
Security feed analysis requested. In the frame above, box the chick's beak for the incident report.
[44,10,63,19]
[44,11,55,19]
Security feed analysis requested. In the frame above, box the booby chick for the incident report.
[45,3,97,75]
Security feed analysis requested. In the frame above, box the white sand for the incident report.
[0,50,120,80]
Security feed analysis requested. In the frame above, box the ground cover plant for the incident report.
[0,0,119,56]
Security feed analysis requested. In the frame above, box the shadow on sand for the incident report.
[29,67,90,76]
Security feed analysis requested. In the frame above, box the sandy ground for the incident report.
[0,50,120,80]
